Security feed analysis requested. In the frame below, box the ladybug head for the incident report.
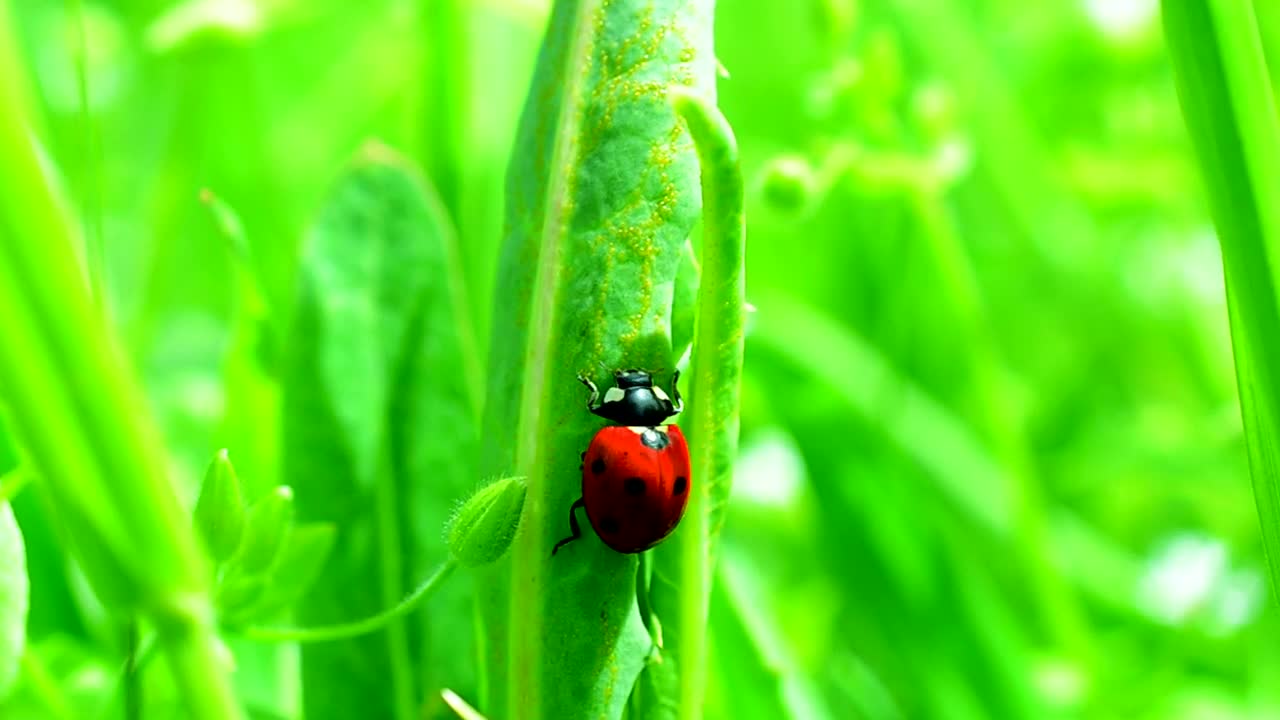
[613,369,656,390]
[580,368,683,426]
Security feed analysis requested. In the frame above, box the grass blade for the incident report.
[1163,0,1280,597]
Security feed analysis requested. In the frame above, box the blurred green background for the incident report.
[3,0,1278,718]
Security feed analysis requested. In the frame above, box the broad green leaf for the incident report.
[394,169,482,717]
[1163,0,1280,598]
[476,1,716,718]
[281,143,476,720]
[647,90,746,719]
[0,502,26,698]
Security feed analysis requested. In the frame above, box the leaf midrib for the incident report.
[507,1,600,716]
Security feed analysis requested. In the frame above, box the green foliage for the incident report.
[0,2,238,715]
[647,89,747,718]
[2,0,1279,719]
[476,1,715,718]
[1163,0,1280,599]
[188,449,334,629]
[281,142,477,719]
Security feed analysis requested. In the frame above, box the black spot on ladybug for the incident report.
[640,427,670,450]
[600,517,619,534]
[624,477,646,496]
[673,476,687,495]
[591,458,607,474]
[580,451,586,459]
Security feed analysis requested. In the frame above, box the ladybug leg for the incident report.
[577,374,601,412]
[670,368,684,414]
[552,497,587,556]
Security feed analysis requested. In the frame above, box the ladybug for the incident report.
[552,369,691,555]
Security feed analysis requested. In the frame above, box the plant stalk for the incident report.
[669,88,746,720]
[244,560,457,643]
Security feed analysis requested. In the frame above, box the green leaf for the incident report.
[476,1,716,718]
[215,575,268,620]
[281,142,476,720]
[646,89,746,719]
[219,520,336,628]
[0,502,27,698]
[231,486,294,577]
[194,449,246,565]
[1163,0,1280,597]
[242,522,338,621]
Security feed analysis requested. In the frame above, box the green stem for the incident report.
[155,598,243,720]
[243,560,457,643]
[125,620,143,720]
[67,0,105,309]
[0,467,32,504]
[18,651,74,720]
[668,88,746,720]
[376,443,417,720]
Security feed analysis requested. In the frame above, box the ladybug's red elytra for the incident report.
[552,369,691,555]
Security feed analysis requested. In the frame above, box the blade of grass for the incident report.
[1163,0,1280,598]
